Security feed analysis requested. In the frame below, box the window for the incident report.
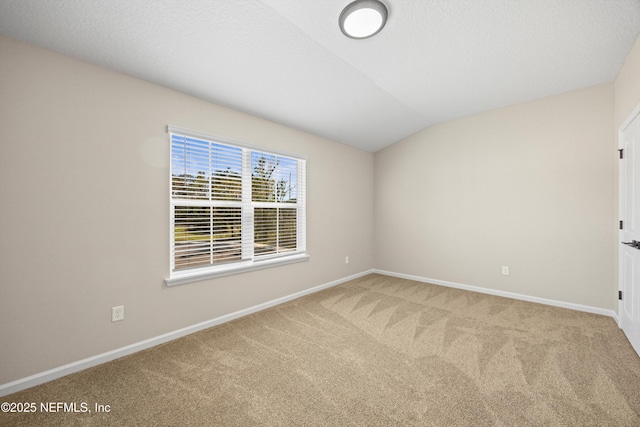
[166,126,307,286]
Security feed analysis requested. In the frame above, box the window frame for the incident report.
[165,126,308,286]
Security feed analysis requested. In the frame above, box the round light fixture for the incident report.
[339,0,388,39]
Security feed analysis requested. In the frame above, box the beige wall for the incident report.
[374,83,615,309]
[0,35,374,384]
[615,34,640,129]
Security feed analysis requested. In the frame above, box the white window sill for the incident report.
[164,253,310,287]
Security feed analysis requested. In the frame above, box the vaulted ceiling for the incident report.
[1,0,639,152]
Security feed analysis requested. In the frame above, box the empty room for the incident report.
[2,0,640,425]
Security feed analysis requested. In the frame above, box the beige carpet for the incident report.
[2,274,640,426]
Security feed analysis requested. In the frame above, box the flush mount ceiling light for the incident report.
[339,0,388,39]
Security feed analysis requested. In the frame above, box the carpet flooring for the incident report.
[2,273,640,426]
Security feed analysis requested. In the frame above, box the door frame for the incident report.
[618,102,640,354]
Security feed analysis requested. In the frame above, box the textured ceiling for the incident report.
[1,0,639,152]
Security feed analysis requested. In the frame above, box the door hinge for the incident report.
[619,290,623,300]
[620,220,624,230]
[619,149,624,159]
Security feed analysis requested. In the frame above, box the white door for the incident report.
[619,108,640,356]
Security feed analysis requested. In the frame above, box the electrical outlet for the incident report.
[112,305,124,322]
[501,266,510,276]
[345,256,349,264]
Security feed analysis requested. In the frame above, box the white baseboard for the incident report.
[0,269,374,398]
[1,268,618,397]
[374,269,618,319]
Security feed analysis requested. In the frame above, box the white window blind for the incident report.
[167,126,307,285]
[252,152,300,258]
